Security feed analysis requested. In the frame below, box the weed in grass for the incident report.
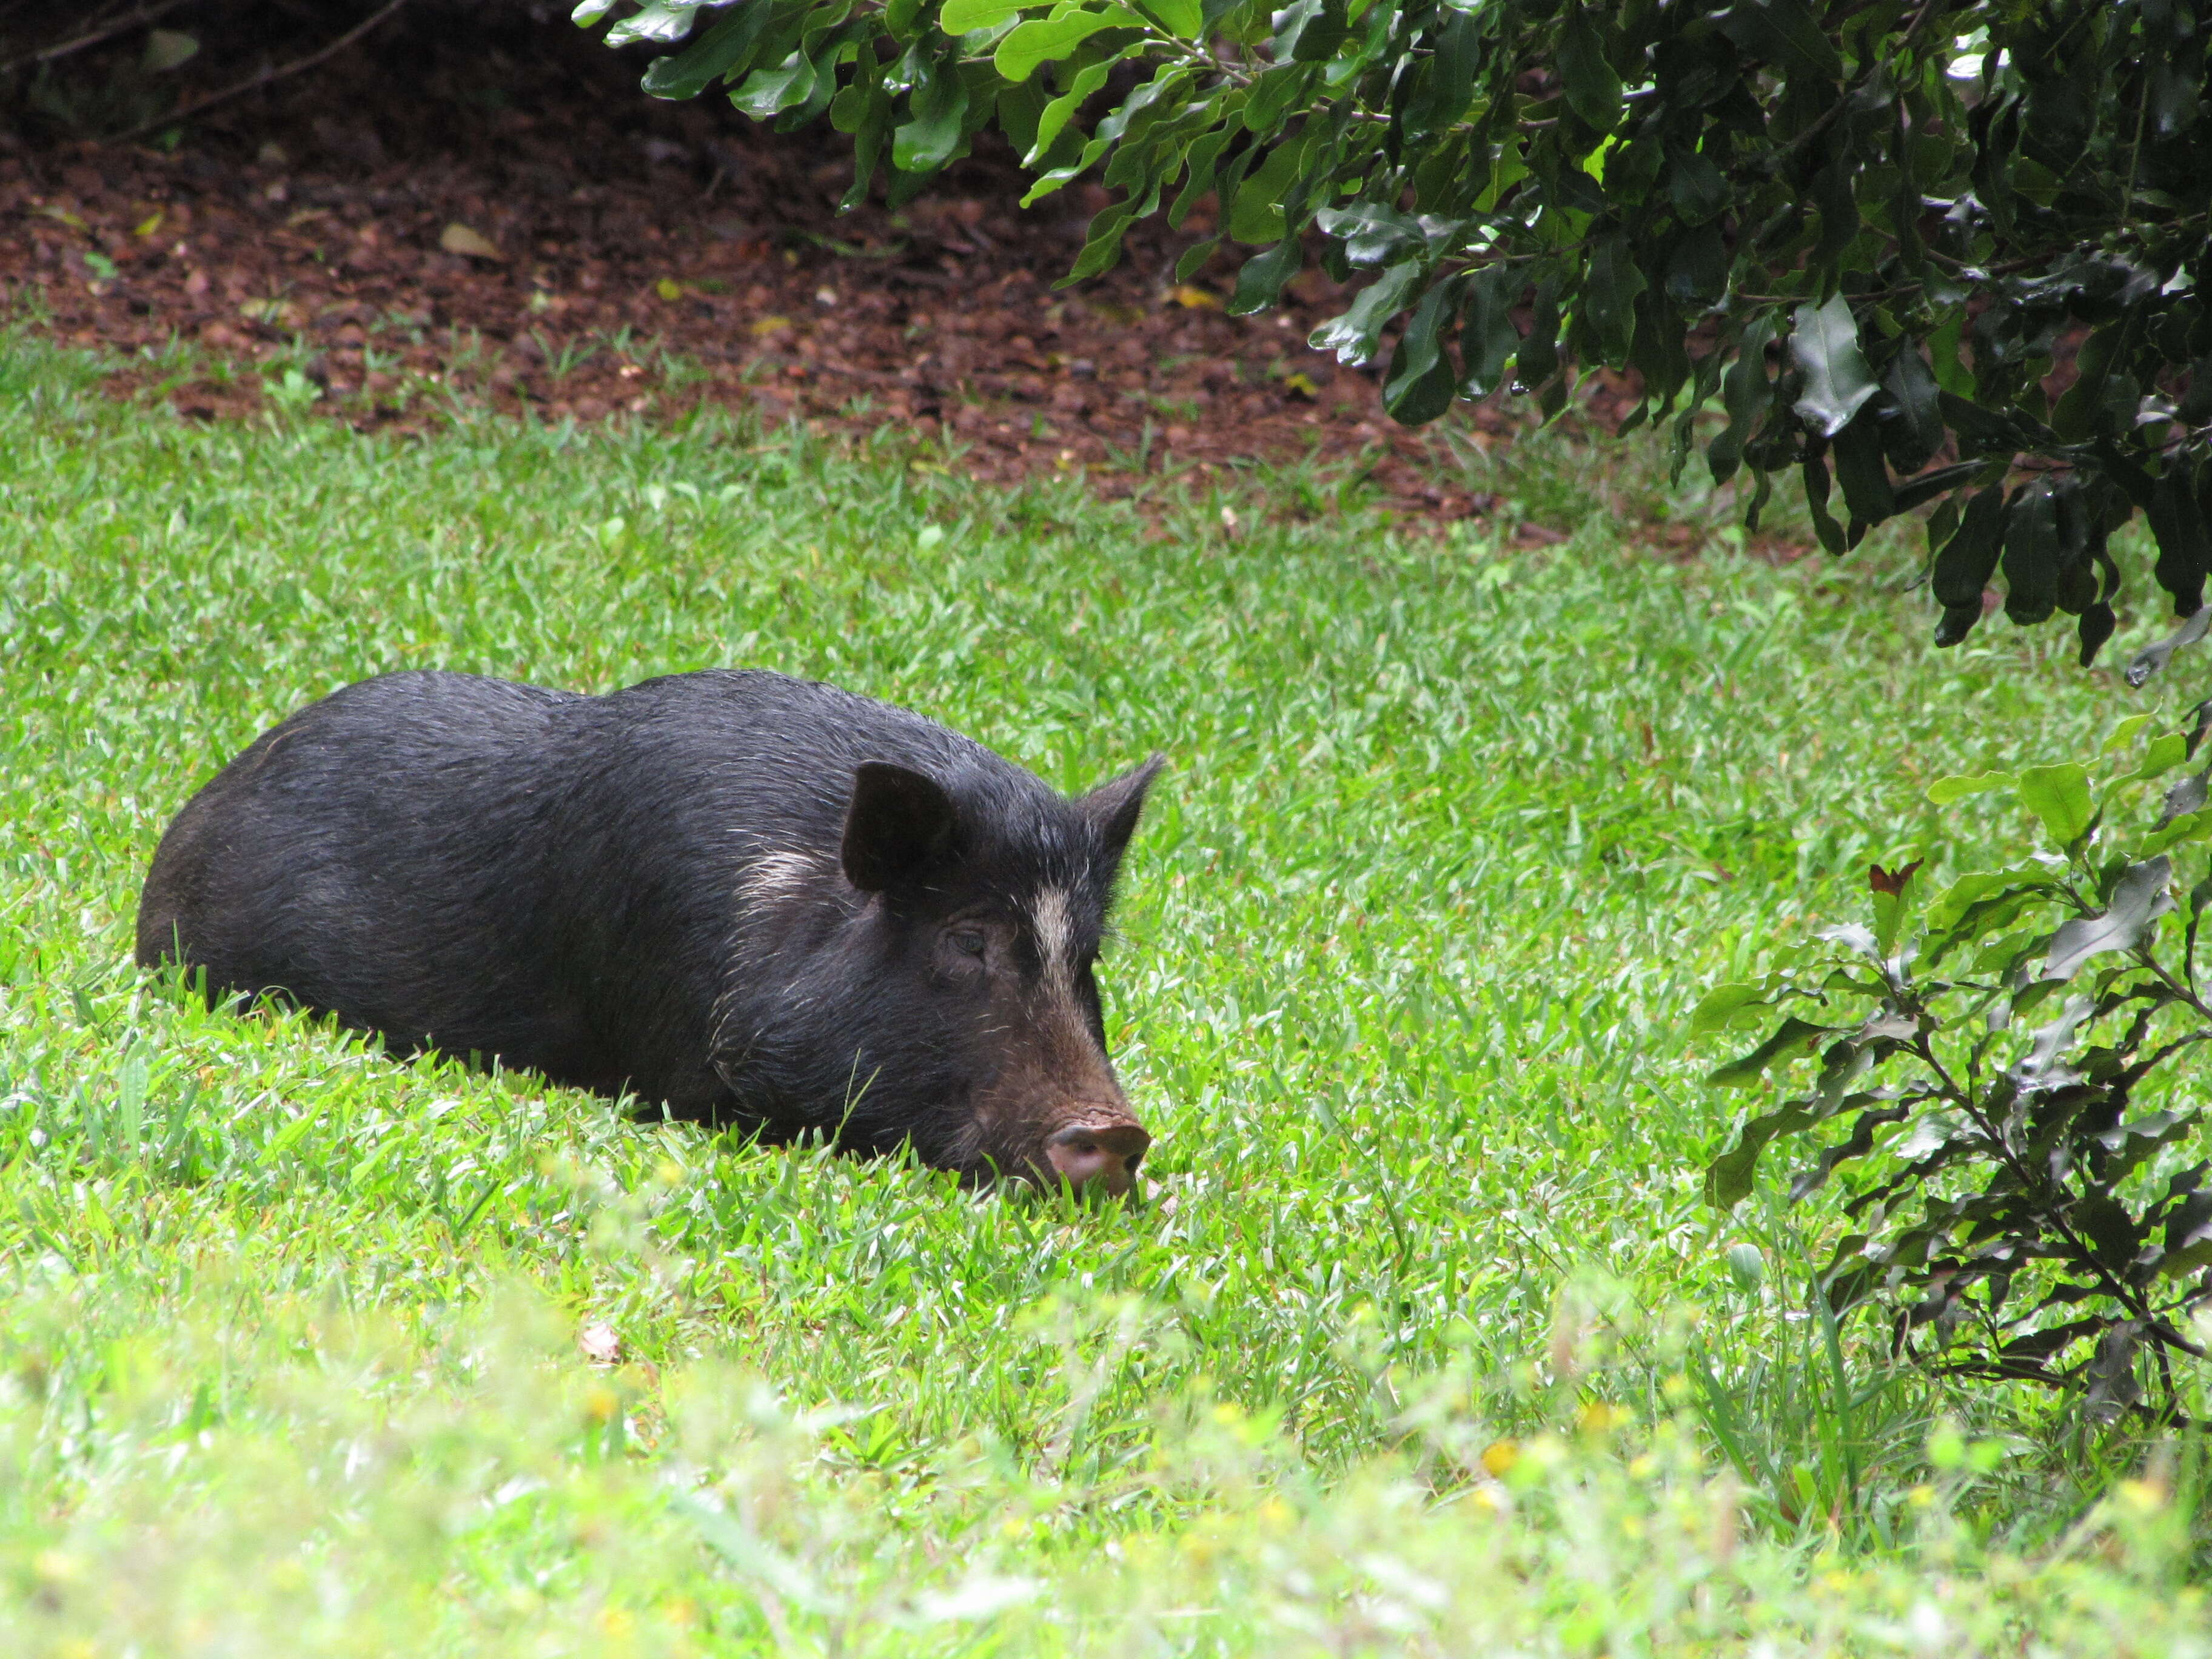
[527,329,598,387]
[2,327,2209,1649]
[263,364,324,413]
[657,347,715,391]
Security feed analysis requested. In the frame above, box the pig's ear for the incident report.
[1080,754,1165,870]
[842,762,956,891]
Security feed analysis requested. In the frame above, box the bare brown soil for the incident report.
[1,5,1643,520]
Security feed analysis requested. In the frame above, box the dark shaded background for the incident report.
[1,1,1624,523]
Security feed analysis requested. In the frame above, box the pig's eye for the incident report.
[947,928,988,960]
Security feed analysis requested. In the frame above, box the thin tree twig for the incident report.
[0,0,198,78]
[104,0,413,147]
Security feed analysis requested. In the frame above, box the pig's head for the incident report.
[722,751,1164,1197]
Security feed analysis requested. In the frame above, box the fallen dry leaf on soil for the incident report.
[438,221,501,261]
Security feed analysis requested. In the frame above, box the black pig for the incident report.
[136,670,1162,1195]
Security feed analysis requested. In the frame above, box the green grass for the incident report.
[1,331,2208,1654]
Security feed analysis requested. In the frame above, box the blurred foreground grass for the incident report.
[1,333,2208,1654]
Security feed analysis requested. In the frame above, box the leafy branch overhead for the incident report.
[580,0,2212,657]
[1698,711,2212,1421]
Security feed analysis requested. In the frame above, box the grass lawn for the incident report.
[1,332,2207,1654]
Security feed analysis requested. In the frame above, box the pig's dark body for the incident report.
[137,670,1156,1186]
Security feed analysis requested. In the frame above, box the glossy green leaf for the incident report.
[1802,454,1846,557]
[1931,484,2008,646]
[1228,136,1312,244]
[1064,200,1136,280]
[996,6,1141,82]
[2002,480,2062,626]
[1879,344,1944,474]
[1272,0,1350,62]
[2147,464,2212,618]
[1402,9,1479,141]
[1891,460,1990,517]
[1310,261,1423,367]
[1708,1016,1831,1090]
[1134,0,1201,35]
[1382,275,1464,424]
[1831,413,1894,531]
[2138,806,2212,857]
[1689,982,1773,1037]
[2103,714,2157,754]
[1517,280,1561,397]
[836,75,895,207]
[1927,770,2016,805]
[1021,58,1113,165]
[1557,17,1621,132]
[1666,148,1729,224]
[940,0,1025,28]
[731,52,816,119]
[643,1,774,98]
[1242,59,1319,136]
[2042,857,2172,980]
[1785,1095,1906,1202]
[1923,865,2054,940]
[1789,295,1880,439]
[1661,222,1728,306]
[1810,155,1858,269]
[1315,203,1424,269]
[1165,115,1238,227]
[2049,323,2123,444]
[2122,732,2190,786]
[1707,317,1774,486]
[2017,762,2094,846]
[1458,266,1522,399]
[2157,762,2209,825]
[1704,1099,1821,1208]
[1227,235,1302,315]
[608,0,717,48]
[2124,605,2212,689]
[1925,866,2034,922]
[893,61,969,171]
[1582,233,1646,363]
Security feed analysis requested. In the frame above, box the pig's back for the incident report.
[574,669,1042,853]
[136,671,594,1071]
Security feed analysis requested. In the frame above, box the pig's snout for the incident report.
[1044,1120,1150,1198]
